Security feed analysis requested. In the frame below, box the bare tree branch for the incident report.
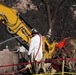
[53,0,65,23]
[42,0,53,28]
[42,0,53,39]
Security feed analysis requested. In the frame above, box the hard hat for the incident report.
[31,28,39,34]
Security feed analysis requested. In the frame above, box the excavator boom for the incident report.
[0,4,57,59]
[0,4,32,49]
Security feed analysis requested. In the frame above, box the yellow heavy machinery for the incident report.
[0,4,57,59]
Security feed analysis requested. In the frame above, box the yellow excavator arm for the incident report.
[0,4,32,50]
[0,4,57,59]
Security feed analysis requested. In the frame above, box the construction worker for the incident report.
[28,28,43,73]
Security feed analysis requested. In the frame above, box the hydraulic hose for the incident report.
[0,12,23,34]
[0,36,20,45]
